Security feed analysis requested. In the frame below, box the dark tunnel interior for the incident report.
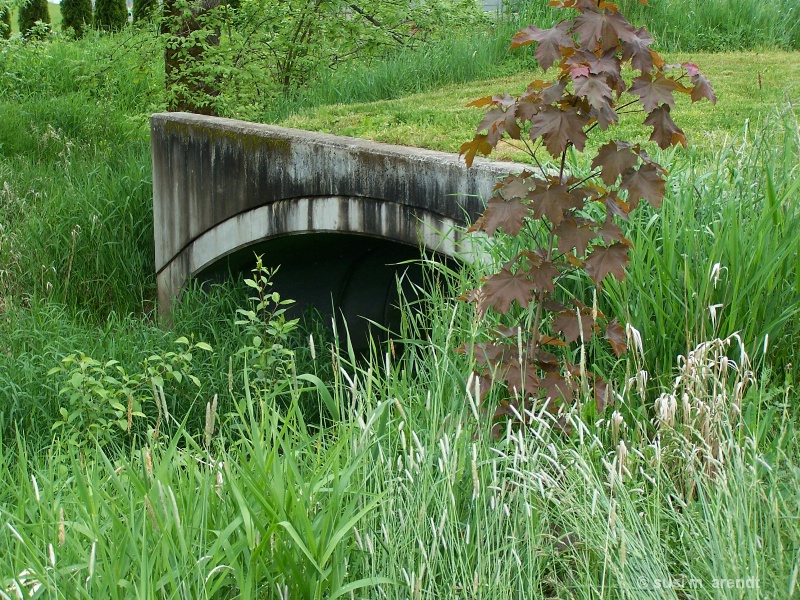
[196,233,454,352]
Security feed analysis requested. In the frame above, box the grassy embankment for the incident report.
[1,7,799,598]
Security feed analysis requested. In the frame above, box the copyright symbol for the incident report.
[637,576,650,589]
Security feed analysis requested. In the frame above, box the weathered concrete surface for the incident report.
[152,112,525,323]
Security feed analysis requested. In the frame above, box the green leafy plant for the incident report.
[18,0,50,36]
[0,4,11,39]
[48,337,211,447]
[235,255,300,395]
[459,0,715,432]
[161,0,224,115]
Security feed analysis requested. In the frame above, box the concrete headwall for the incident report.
[151,112,525,318]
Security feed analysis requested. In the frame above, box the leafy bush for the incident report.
[0,5,11,39]
[47,337,210,448]
[18,0,50,36]
[159,0,485,115]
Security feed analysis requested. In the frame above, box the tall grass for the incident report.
[615,0,800,51]
[1,277,797,598]
[604,110,800,385]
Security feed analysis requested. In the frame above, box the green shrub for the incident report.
[94,0,127,31]
[0,5,12,39]
[18,0,50,35]
[61,0,93,36]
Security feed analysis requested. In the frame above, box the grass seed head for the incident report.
[55,508,64,547]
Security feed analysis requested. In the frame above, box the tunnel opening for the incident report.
[196,232,458,353]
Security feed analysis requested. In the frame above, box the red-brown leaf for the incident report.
[598,218,630,245]
[527,183,574,225]
[554,217,597,256]
[587,101,619,130]
[511,21,575,71]
[500,173,543,200]
[643,104,686,149]
[540,335,568,347]
[528,259,559,293]
[685,64,717,105]
[604,317,627,356]
[573,74,614,112]
[530,106,590,157]
[573,8,633,53]
[604,191,631,219]
[469,341,510,366]
[628,73,680,113]
[619,162,666,208]
[532,347,561,373]
[481,267,536,314]
[506,360,540,396]
[543,299,567,312]
[553,309,596,343]
[591,140,639,185]
[540,374,576,405]
[585,243,630,286]
[477,105,520,145]
[474,194,531,236]
[540,80,568,104]
[466,96,494,108]
[593,376,612,413]
[620,26,654,72]
[459,134,493,167]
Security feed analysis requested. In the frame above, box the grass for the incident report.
[614,0,800,52]
[1,7,800,598]
[279,51,800,162]
[1,299,798,598]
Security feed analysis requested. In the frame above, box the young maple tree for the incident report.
[459,0,715,433]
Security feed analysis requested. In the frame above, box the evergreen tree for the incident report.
[0,6,12,39]
[18,0,50,35]
[132,0,155,23]
[94,0,127,30]
[61,0,93,36]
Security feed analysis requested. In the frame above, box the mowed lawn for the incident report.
[280,50,800,163]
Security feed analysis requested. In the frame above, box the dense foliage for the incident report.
[60,0,93,37]
[159,0,484,116]
[94,0,127,30]
[17,0,50,35]
[0,5,11,39]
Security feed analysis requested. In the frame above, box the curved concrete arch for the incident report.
[157,194,478,313]
[151,113,526,333]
